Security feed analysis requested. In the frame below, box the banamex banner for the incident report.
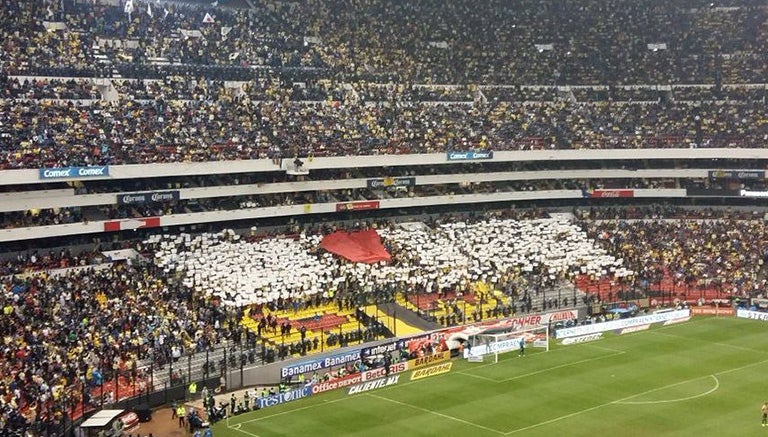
[281,350,361,378]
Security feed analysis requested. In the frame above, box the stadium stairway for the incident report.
[377,301,440,334]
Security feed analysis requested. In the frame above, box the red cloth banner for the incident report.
[320,229,391,263]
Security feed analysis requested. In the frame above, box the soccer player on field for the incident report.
[761,402,768,426]
[518,338,525,357]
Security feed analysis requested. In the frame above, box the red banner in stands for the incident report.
[335,201,380,212]
[589,189,634,198]
[320,229,391,263]
[104,217,161,232]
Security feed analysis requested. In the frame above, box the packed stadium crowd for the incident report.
[2,96,767,169]
[3,0,766,83]
[2,204,767,432]
[2,0,768,433]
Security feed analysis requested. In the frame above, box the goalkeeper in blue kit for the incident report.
[518,338,525,357]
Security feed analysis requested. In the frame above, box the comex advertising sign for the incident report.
[555,309,691,339]
[257,385,312,409]
[281,350,361,378]
[39,166,110,180]
[446,151,494,161]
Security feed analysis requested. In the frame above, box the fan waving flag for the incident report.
[147,3,152,17]
[124,0,133,14]
[202,12,215,23]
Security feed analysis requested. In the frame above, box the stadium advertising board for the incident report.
[616,324,650,335]
[117,191,180,205]
[740,190,768,198]
[736,309,768,321]
[410,362,453,381]
[510,310,578,327]
[311,373,363,395]
[361,362,409,381]
[366,177,416,189]
[335,201,380,212]
[281,350,361,378]
[408,351,451,369]
[347,375,400,395]
[464,338,520,358]
[709,170,765,179]
[560,333,603,345]
[417,310,575,352]
[690,306,734,316]
[446,151,494,161]
[586,189,634,198]
[360,339,407,358]
[256,385,312,409]
[555,309,690,339]
[39,166,110,180]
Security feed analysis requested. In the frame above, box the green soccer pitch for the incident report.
[217,316,768,437]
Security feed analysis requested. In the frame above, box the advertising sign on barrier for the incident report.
[560,333,603,345]
[464,338,522,358]
[709,170,765,179]
[361,362,408,381]
[117,191,180,205]
[39,166,110,180]
[585,189,635,198]
[257,385,312,409]
[335,201,380,212]
[616,324,650,335]
[361,339,407,358]
[366,177,416,189]
[408,351,451,370]
[690,307,734,316]
[555,309,690,339]
[281,350,361,378]
[348,375,400,395]
[311,374,363,395]
[736,309,768,321]
[410,362,453,381]
[446,151,494,161]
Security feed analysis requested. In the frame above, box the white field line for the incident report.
[504,357,768,435]
[454,351,626,383]
[653,330,768,355]
[366,393,505,435]
[616,375,720,405]
[227,421,262,437]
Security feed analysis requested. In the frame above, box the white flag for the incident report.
[146,3,152,17]
[163,7,169,19]
[124,0,134,14]
[202,12,215,23]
